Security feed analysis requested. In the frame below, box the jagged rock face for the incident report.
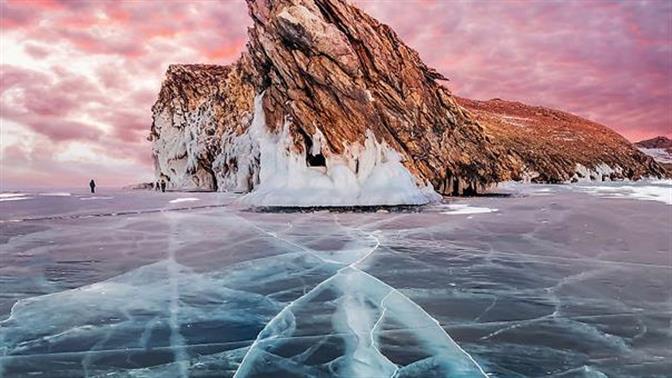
[150,0,666,201]
[150,0,512,199]
[244,0,511,193]
[149,61,256,191]
[457,98,668,182]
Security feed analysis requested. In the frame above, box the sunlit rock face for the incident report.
[149,61,257,192]
[458,98,668,183]
[150,0,512,203]
[150,0,667,202]
[634,136,672,173]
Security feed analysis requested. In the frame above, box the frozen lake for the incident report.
[1,182,670,377]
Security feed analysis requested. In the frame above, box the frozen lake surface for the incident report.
[1,182,670,377]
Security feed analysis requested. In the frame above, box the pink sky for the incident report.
[1,0,670,188]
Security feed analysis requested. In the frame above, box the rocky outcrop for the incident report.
[150,0,667,203]
[635,136,672,149]
[244,0,514,195]
[457,98,668,182]
[149,61,256,191]
[634,136,672,171]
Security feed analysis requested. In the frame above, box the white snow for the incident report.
[498,180,672,205]
[239,93,440,207]
[638,147,672,164]
[440,204,498,215]
[575,180,672,205]
[169,197,201,204]
[0,193,31,202]
[571,163,621,182]
[38,192,71,197]
[152,103,218,191]
[79,196,113,201]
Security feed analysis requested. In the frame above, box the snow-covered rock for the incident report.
[149,0,668,206]
[239,94,439,206]
[637,148,672,164]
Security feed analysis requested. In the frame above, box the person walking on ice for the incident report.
[89,179,96,194]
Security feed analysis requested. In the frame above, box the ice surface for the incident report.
[0,183,670,377]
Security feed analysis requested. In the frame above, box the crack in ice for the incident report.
[165,212,189,378]
[234,213,487,377]
[233,216,382,377]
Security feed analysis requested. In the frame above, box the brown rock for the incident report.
[149,0,667,200]
[457,97,668,182]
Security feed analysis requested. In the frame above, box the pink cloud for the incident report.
[1,0,670,188]
[355,0,672,140]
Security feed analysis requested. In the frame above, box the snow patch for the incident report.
[498,180,672,205]
[440,204,498,215]
[169,197,201,204]
[38,192,71,197]
[80,196,113,201]
[575,180,672,205]
[638,147,672,164]
[572,163,621,182]
[0,193,31,202]
[240,93,439,207]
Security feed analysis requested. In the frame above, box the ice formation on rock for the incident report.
[150,0,668,205]
[150,0,515,204]
[240,94,439,206]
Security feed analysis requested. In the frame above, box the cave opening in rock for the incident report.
[306,153,326,167]
[452,179,460,196]
[300,129,327,167]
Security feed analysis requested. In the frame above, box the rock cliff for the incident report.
[150,0,667,204]
[457,98,667,182]
[634,136,672,172]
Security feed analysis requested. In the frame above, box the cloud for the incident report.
[355,0,672,139]
[1,0,670,187]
